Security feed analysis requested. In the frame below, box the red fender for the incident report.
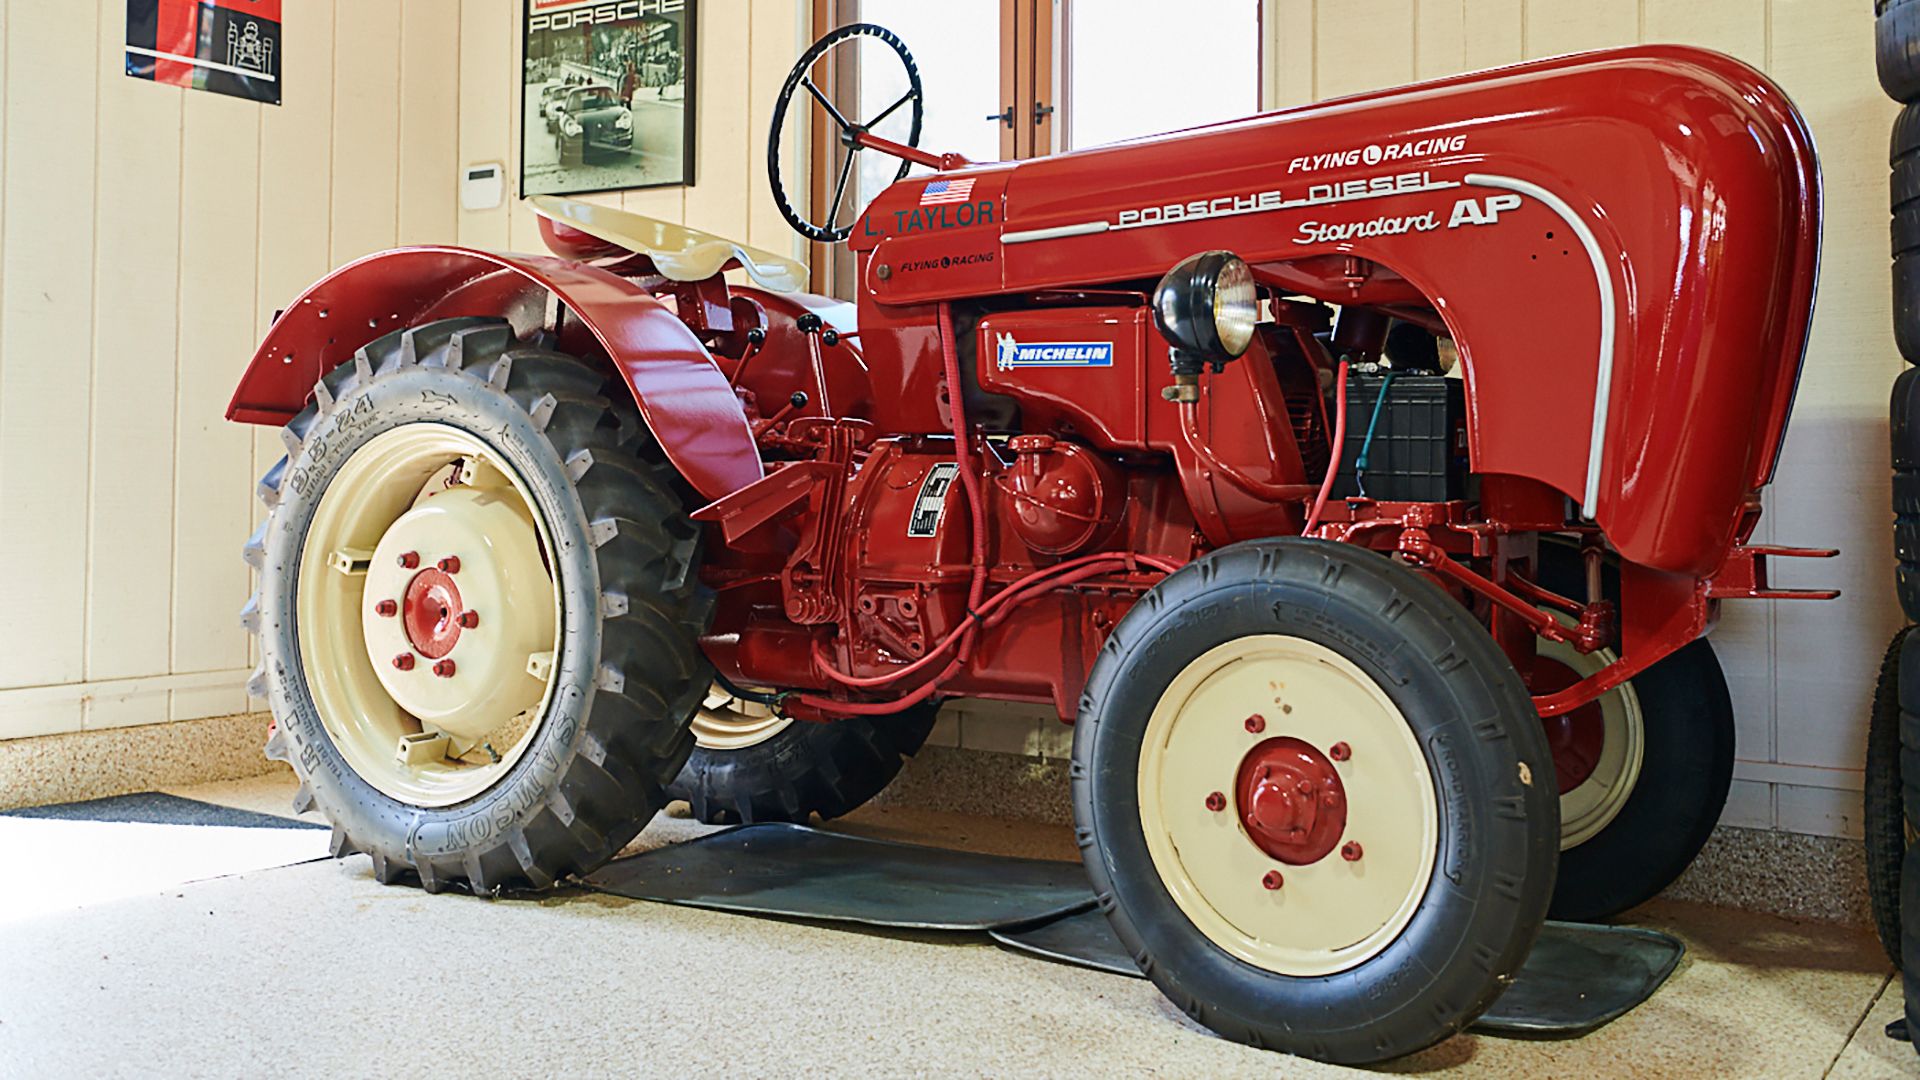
[225,246,763,501]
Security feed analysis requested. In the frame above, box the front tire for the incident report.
[248,317,710,893]
[1073,539,1557,1064]
[1535,543,1734,921]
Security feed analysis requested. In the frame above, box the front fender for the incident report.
[226,246,763,502]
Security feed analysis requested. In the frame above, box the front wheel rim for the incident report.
[295,423,562,807]
[1534,619,1644,850]
[1137,635,1439,977]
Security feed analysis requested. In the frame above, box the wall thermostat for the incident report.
[461,163,505,211]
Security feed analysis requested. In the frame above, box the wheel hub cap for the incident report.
[1137,634,1439,977]
[362,487,555,742]
[1236,737,1347,865]
[402,567,465,659]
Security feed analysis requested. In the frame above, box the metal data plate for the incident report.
[990,909,1684,1038]
[582,822,1097,931]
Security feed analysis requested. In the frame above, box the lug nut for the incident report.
[392,653,415,671]
[397,551,420,569]
[433,659,457,678]
[1329,741,1351,761]
[1205,791,1226,812]
[458,610,480,629]
[1342,842,1363,862]
[1245,714,1266,734]
[437,556,461,574]
[1262,870,1284,891]
[374,599,398,617]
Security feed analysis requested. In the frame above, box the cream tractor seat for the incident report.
[527,194,808,294]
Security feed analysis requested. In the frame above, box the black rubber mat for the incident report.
[583,822,1095,930]
[990,907,1684,1037]
[2,792,324,830]
[593,822,1682,1038]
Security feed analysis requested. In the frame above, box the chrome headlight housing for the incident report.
[1151,250,1259,363]
[562,118,583,138]
[614,111,634,131]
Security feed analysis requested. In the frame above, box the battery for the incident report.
[1333,372,1469,502]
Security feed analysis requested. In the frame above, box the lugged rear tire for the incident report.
[666,689,939,824]
[247,317,710,893]
[1883,0,1920,105]
[1868,627,1913,967]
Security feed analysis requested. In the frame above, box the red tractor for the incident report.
[228,26,1832,1064]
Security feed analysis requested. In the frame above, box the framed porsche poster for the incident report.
[522,0,696,196]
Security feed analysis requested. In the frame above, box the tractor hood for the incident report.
[851,45,1820,578]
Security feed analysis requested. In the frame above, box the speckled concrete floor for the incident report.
[0,772,1908,1078]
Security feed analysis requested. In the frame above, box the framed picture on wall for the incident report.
[521,0,696,197]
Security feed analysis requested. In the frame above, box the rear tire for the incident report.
[1868,627,1914,967]
[1895,107,1920,362]
[666,688,939,824]
[1074,538,1557,1064]
[248,317,710,893]
[1883,0,1920,105]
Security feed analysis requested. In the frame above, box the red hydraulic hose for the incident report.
[1302,359,1350,535]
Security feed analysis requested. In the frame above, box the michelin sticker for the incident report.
[908,462,960,538]
[995,334,1114,370]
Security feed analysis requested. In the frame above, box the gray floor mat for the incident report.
[990,907,1684,1037]
[3,792,324,830]
[582,821,1094,930]
[585,822,1680,1037]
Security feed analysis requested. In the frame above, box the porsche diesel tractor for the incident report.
[227,27,1831,1063]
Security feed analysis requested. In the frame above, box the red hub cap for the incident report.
[1235,736,1348,865]
[1532,654,1605,794]
[402,567,466,660]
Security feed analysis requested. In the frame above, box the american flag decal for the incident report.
[920,178,976,205]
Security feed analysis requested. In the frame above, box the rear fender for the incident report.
[226,246,763,501]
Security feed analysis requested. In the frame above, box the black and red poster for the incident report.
[126,0,282,106]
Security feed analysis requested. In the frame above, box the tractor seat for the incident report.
[527,195,806,294]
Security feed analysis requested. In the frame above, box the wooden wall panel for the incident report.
[1521,0,1638,58]
[1461,0,1523,70]
[1315,0,1415,101]
[1641,2,1765,66]
[0,0,98,690]
[399,0,463,246]
[170,93,260,680]
[87,0,182,685]
[457,0,514,250]
[329,0,401,263]
[747,0,804,255]
[1414,0,1470,80]
[1265,0,1316,108]
[1764,0,1902,779]
[683,6,751,239]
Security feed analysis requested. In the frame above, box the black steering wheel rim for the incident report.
[768,23,925,244]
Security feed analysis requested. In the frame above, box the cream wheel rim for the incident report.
[691,684,795,751]
[1137,635,1439,977]
[1538,617,1644,850]
[295,423,561,807]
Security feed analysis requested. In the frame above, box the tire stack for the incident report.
[1875,0,1920,1047]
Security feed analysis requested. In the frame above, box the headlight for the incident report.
[615,112,633,131]
[562,118,583,137]
[1151,250,1259,362]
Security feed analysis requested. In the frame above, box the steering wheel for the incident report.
[768,24,925,244]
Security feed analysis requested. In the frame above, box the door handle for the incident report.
[1032,102,1055,124]
[987,107,1014,128]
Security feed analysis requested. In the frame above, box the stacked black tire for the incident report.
[1875,0,1920,1048]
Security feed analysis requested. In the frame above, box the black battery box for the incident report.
[1333,372,1469,502]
